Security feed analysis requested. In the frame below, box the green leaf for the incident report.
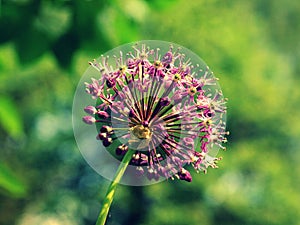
[0,163,27,198]
[0,96,24,139]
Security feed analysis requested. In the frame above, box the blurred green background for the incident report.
[1,0,300,224]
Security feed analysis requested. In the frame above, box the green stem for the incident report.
[95,149,135,225]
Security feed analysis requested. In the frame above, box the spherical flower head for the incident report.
[73,41,228,185]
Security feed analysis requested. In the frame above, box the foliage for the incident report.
[0,0,299,225]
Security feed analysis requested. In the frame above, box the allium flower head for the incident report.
[73,41,228,185]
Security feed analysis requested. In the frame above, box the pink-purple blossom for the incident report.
[83,43,228,182]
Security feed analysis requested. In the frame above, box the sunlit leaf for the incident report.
[97,8,140,46]
[0,96,24,139]
[0,163,27,198]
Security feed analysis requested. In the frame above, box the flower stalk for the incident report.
[96,149,135,225]
[80,41,228,224]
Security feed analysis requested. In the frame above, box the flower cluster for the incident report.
[83,43,228,182]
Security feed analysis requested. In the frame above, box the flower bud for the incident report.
[106,79,115,88]
[160,96,170,106]
[103,137,112,147]
[162,51,173,64]
[97,133,107,140]
[178,168,192,182]
[97,111,110,119]
[100,125,113,134]
[84,106,97,115]
[116,144,128,155]
[82,116,96,124]
[136,166,144,176]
